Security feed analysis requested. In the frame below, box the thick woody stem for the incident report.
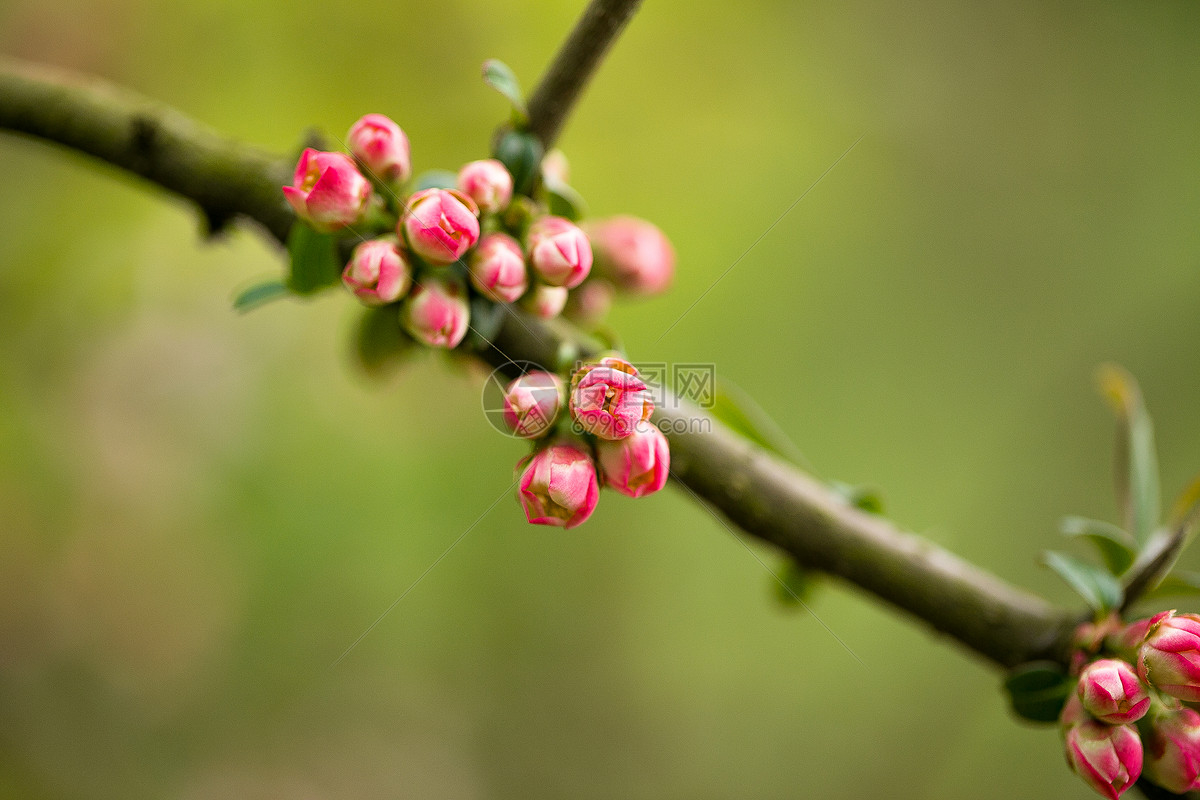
[525,0,644,149]
[0,57,1078,670]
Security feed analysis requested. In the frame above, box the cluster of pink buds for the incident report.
[282,113,676,527]
[497,356,669,529]
[1061,611,1200,797]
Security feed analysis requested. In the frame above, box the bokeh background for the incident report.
[3,0,1200,797]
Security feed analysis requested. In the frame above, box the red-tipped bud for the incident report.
[502,372,564,439]
[527,216,592,289]
[569,358,654,441]
[1064,721,1143,800]
[457,159,513,214]
[468,233,527,303]
[520,284,568,320]
[346,113,411,184]
[584,215,675,295]
[399,274,470,349]
[1139,611,1200,702]
[596,421,669,498]
[342,238,412,305]
[282,148,371,232]
[1078,659,1150,725]
[401,188,480,265]
[517,441,600,529]
[1144,704,1200,793]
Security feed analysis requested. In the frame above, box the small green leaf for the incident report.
[481,59,528,123]
[1043,550,1124,613]
[413,170,460,192]
[492,129,544,197]
[1098,364,1161,545]
[1003,661,1073,724]
[1141,571,1200,602]
[286,223,341,295]
[544,180,588,221]
[1060,516,1137,576]
[708,379,811,469]
[352,304,413,379]
[463,295,506,351]
[1122,477,1200,608]
[830,482,884,515]
[232,279,289,313]
[772,559,817,608]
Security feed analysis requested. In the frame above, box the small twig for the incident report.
[525,0,644,149]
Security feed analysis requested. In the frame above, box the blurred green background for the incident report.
[3,0,1200,797]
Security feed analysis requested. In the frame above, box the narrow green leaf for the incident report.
[352,304,413,379]
[1141,571,1200,602]
[1042,550,1124,613]
[286,223,341,295]
[1003,661,1073,724]
[544,180,588,221]
[232,279,289,313]
[830,482,884,515]
[481,59,528,122]
[1097,364,1161,544]
[1060,516,1137,576]
[1122,476,1200,607]
[413,170,459,192]
[708,379,811,469]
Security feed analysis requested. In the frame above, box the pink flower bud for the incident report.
[399,274,470,349]
[1139,611,1200,702]
[541,149,569,185]
[526,216,592,289]
[1078,659,1150,725]
[346,113,412,184]
[502,372,564,439]
[467,233,527,303]
[1144,705,1200,793]
[517,441,600,529]
[1107,617,1154,662]
[563,280,615,326]
[520,284,569,320]
[401,188,481,265]
[583,215,675,296]
[1064,721,1143,800]
[596,421,669,498]
[569,358,654,441]
[282,148,372,232]
[342,238,412,305]
[456,159,513,214]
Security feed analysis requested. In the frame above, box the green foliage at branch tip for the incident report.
[1003,661,1073,724]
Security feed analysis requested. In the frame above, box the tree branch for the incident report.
[0,58,294,242]
[0,58,1078,669]
[525,0,644,149]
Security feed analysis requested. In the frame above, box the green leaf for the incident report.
[830,482,884,515]
[708,379,811,469]
[1097,364,1161,544]
[481,59,528,123]
[772,559,817,608]
[1141,570,1200,602]
[1122,476,1200,607]
[352,304,413,379]
[463,295,506,351]
[1043,550,1124,613]
[413,170,459,192]
[1060,516,1137,576]
[286,223,341,295]
[544,180,588,221]
[232,279,289,313]
[492,129,544,197]
[1003,661,1074,724]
